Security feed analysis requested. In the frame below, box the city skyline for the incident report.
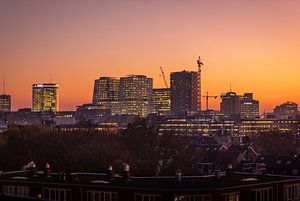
[1,1,300,111]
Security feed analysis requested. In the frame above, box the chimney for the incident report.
[122,163,131,182]
[44,163,51,177]
[226,164,234,177]
[107,164,114,181]
[215,170,221,179]
[28,161,37,177]
[175,170,182,182]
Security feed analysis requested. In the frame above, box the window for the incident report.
[284,184,300,201]
[135,194,161,201]
[173,195,211,201]
[222,192,239,201]
[3,185,29,198]
[86,190,118,201]
[251,187,273,201]
[43,188,71,201]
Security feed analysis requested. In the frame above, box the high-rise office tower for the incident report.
[92,77,121,115]
[0,94,11,112]
[32,83,59,112]
[240,93,259,119]
[274,101,299,119]
[170,71,200,115]
[92,77,120,104]
[119,75,153,117]
[220,92,259,119]
[153,88,170,116]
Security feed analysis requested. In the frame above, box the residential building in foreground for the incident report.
[1,164,300,201]
[32,83,59,112]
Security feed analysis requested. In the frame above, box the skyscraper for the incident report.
[92,77,120,115]
[240,93,259,119]
[170,71,200,115]
[153,88,170,116]
[0,94,11,112]
[220,92,259,119]
[220,92,241,118]
[119,75,153,117]
[32,83,59,112]
[92,77,120,104]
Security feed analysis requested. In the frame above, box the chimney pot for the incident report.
[44,163,51,177]
[107,164,114,181]
[122,163,131,182]
[176,170,182,182]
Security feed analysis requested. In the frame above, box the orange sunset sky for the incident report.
[0,0,300,112]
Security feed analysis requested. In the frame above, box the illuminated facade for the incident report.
[240,93,259,119]
[274,101,299,119]
[119,75,153,117]
[153,88,170,116]
[158,116,238,136]
[221,92,259,119]
[0,94,11,112]
[92,77,120,115]
[239,119,300,135]
[170,71,200,115]
[32,83,59,112]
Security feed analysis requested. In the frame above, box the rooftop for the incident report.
[1,170,299,191]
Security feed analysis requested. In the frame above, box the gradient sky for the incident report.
[1,0,300,112]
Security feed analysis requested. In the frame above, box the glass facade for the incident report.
[0,94,11,112]
[153,88,170,116]
[119,75,153,117]
[32,83,59,112]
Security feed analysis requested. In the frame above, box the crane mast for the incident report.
[197,57,204,111]
[202,91,218,111]
[160,66,168,88]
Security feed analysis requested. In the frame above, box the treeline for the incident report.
[0,119,193,176]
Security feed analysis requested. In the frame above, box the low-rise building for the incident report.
[1,165,300,201]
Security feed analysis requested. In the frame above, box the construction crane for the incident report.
[160,66,168,88]
[197,57,204,111]
[202,91,217,111]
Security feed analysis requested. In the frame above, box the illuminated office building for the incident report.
[93,77,119,103]
[274,101,299,119]
[240,93,259,119]
[119,75,153,117]
[0,94,11,112]
[32,83,59,112]
[221,92,259,119]
[220,92,241,118]
[153,88,170,116]
[170,71,200,115]
[92,77,120,115]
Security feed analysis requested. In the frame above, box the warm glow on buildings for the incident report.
[32,83,59,112]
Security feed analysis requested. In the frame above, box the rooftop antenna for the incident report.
[230,83,232,92]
